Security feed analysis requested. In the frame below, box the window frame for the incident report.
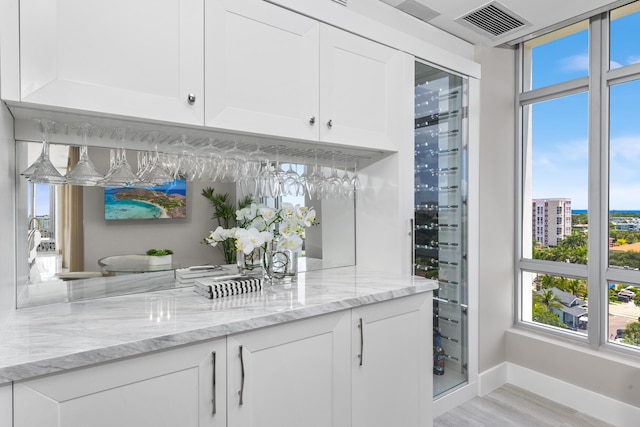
[515,8,640,356]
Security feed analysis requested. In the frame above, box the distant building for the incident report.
[532,198,572,247]
[614,223,640,232]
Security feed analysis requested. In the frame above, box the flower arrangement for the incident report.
[205,202,317,257]
[201,187,253,264]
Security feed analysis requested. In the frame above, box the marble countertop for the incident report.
[0,266,437,385]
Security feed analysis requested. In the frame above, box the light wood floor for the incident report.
[434,384,614,427]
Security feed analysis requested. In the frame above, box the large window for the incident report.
[518,3,640,352]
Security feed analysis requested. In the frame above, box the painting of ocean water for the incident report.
[104,179,187,220]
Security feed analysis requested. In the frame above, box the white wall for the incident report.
[0,100,15,323]
[474,44,517,373]
[506,329,640,408]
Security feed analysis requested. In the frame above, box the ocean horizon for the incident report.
[573,210,640,214]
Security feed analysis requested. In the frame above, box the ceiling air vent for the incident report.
[330,0,348,6]
[456,1,530,39]
[380,0,440,23]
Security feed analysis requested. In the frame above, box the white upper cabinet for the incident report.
[205,0,320,141]
[205,0,410,151]
[15,0,410,151]
[19,0,204,125]
[319,25,410,152]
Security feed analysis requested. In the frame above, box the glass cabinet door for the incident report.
[414,61,468,398]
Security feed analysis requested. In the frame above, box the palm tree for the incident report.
[538,274,556,290]
[565,279,587,299]
[533,289,564,311]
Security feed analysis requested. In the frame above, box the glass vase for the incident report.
[263,246,298,284]
[237,247,264,276]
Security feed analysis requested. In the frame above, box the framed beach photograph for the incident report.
[104,179,187,220]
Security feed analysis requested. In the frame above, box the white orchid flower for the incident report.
[303,208,316,227]
[278,234,303,250]
[259,206,277,221]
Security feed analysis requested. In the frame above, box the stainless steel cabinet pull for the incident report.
[187,93,196,104]
[309,116,316,125]
[410,218,415,274]
[357,318,364,366]
[211,351,217,415]
[238,345,245,405]
[327,119,333,128]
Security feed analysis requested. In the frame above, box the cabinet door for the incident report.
[19,0,204,125]
[14,339,226,427]
[227,311,351,427]
[205,0,319,140]
[0,383,11,427]
[352,293,433,427]
[319,25,412,151]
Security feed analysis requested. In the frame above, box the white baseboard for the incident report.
[438,362,639,426]
[432,381,478,418]
[507,363,640,427]
[477,362,508,396]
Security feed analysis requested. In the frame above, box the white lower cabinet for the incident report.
[227,311,352,427]
[12,293,432,426]
[0,383,12,427]
[352,293,432,427]
[13,338,227,427]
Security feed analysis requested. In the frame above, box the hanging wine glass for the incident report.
[65,123,104,186]
[283,162,302,196]
[198,138,224,182]
[325,151,342,199]
[24,119,66,185]
[168,134,197,180]
[99,127,138,187]
[304,150,323,200]
[351,160,362,193]
[340,158,353,199]
[137,131,173,185]
[242,145,268,198]
[220,141,248,183]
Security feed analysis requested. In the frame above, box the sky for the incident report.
[531,11,640,211]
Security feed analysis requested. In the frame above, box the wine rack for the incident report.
[414,62,468,398]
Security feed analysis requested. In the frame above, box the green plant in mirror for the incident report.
[201,187,253,264]
[146,249,173,256]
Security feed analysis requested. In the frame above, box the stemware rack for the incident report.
[11,108,381,170]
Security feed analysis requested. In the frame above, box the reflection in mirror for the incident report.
[16,140,356,308]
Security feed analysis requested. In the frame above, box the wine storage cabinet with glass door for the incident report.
[414,61,468,398]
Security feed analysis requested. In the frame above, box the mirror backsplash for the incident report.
[17,141,356,308]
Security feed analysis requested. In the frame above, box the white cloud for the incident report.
[610,60,623,69]
[628,55,640,65]
[559,54,589,73]
[531,138,589,209]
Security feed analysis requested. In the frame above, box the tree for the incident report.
[564,279,587,299]
[533,289,564,311]
[532,304,567,329]
[572,212,588,224]
[538,274,556,290]
[634,292,640,308]
[622,322,640,346]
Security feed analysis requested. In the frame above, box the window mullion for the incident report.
[587,14,607,350]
